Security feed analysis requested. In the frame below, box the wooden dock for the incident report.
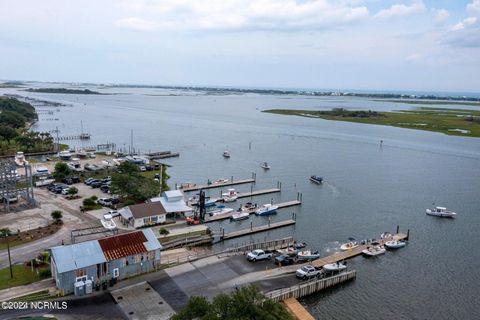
[282,232,409,273]
[204,200,301,222]
[221,219,296,240]
[181,178,255,192]
[282,298,315,320]
[190,188,282,206]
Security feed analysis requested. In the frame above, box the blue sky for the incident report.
[1,0,479,92]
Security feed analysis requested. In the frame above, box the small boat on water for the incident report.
[223,151,230,158]
[260,162,271,170]
[297,250,320,261]
[14,151,28,166]
[222,188,238,202]
[362,245,386,257]
[208,206,234,217]
[231,211,250,221]
[255,204,278,216]
[323,262,347,272]
[384,240,406,249]
[340,241,359,251]
[426,206,456,218]
[277,246,298,256]
[58,150,72,161]
[310,175,323,184]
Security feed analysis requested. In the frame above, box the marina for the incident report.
[219,219,296,240]
[180,177,256,192]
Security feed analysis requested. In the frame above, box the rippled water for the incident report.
[3,86,480,319]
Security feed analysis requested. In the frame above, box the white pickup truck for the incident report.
[246,249,273,262]
[296,265,323,279]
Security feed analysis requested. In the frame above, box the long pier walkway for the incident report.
[221,219,296,240]
[181,178,255,192]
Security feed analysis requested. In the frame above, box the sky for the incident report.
[1,0,480,92]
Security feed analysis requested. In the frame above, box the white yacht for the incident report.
[362,245,386,257]
[384,240,406,249]
[255,203,278,216]
[340,241,358,251]
[426,206,456,218]
[323,262,347,272]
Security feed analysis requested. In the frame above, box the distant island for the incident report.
[263,107,480,138]
[25,88,101,94]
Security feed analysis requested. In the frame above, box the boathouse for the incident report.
[50,228,161,295]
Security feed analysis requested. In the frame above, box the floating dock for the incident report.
[181,178,256,192]
[190,188,282,206]
[220,219,296,240]
[204,200,301,222]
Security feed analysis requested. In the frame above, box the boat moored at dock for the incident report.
[426,206,456,218]
[362,245,386,257]
[222,188,238,202]
[384,240,406,249]
[231,211,250,221]
[323,262,347,272]
[340,241,359,251]
[297,250,321,261]
[255,203,278,216]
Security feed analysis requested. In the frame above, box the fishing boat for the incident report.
[340,239,359,251]
[260,162,271,170]
[208,206,234,217]
[362,245,386,257]
[310,175,323,184]
[222,188,238,202]
[14,151,28,166]
[297,250,320,261]
[384,240,406,249]
[426,206,456,218]
[231,211,250,221]
[255,204,278,216]
[58,150,72,161]
[222,150,230,158]
[323,262,347,272]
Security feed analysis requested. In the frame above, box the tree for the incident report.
[171,285,293,320]
[51,210,63,223]
[53,162,71,181]
[159,228,170,236]
[67,186,78,198]
[110,163,160,202]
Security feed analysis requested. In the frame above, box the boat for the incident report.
[58,150,72,161]
[297,250,320,261]
[426,206,457,218]
[223,150,230,158]
[310,175,323,184]
[276,246,298,256]
[14,151,28,166]
[362,245,386,257]
[260,162,271,170]
[293,241,307,249]
[76,149,88,158]
[222,188,238,202]
[231,211,250,221]
[100,215,117,230]
[340,241,359,251]
[79,121,90,140]
[255,204,278,216]
[67,161,83,172]
[323,262,347,272]
[208,206,234,217]
[384,240,406,249]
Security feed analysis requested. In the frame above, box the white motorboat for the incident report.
[340,241,359,251]
[255,204,278,216]
[384,240,406,249]
[14,151,28,166]
[260,162,271,170]
[426,206,456,218]
[310,175,323,184]
[223,150,230,158]
[222,188,238,202]
[208,206,234,217]
[297,250,320,261]
[323,262,347,272]
[231,211,250,221]
[362,245,386,257]
[58,150,72,161]
[100,216,117,230]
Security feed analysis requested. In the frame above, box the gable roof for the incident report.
[129,202,166,219]
[98,230,148,261]
[51,240,106,274]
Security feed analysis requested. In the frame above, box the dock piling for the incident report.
[396,225,399,234]
[407,229,410,240]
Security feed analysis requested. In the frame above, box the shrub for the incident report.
[83,198,95,206]
[39,268,52,278]
[159,228,170,236]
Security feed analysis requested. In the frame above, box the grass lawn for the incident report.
[263,107,480,138]
[0,265,48,290]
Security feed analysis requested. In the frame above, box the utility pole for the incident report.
[1,231,13,279]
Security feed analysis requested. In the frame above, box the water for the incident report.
[2,86,480,319]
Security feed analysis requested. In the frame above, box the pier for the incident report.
[220,219,296,240]
[146,151,180,160]
[204,200,301,222]
[181,178,256,192]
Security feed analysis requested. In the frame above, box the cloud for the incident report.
[434,9,449,23]
[115,17,158,31]
[115,0,369,31]
[450,16,477,31]
[374,1,426,20]
[405,53,421,61]
[467,0,480,13]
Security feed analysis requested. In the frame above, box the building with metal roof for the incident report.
[50,229,161,295]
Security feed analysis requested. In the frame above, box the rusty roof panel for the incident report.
[98,231,148,261]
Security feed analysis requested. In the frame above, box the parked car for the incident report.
[274,255,295,266]
[110,197,120,205]
[296,265,323,280]
[61,187,72,195]
[97,198,112,206]
[2,193,18,203]
[139,165,146,172]
[100,185,110,193]
[90,181,102,188]
[84,178,95,185]
[246,250,273,262]
[107,210,120,217]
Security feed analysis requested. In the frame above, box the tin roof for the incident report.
[142,228,162,252]
[98,230,148,261]
[51,241,106,274]
[128,202,166,219]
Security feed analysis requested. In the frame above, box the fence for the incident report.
[265,270,357,302]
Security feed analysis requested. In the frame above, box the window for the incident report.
[134,254,142,263]
[113,268,119,278]
[123,258,129,266]
[151,216,158,223]
[76,269,86,277]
